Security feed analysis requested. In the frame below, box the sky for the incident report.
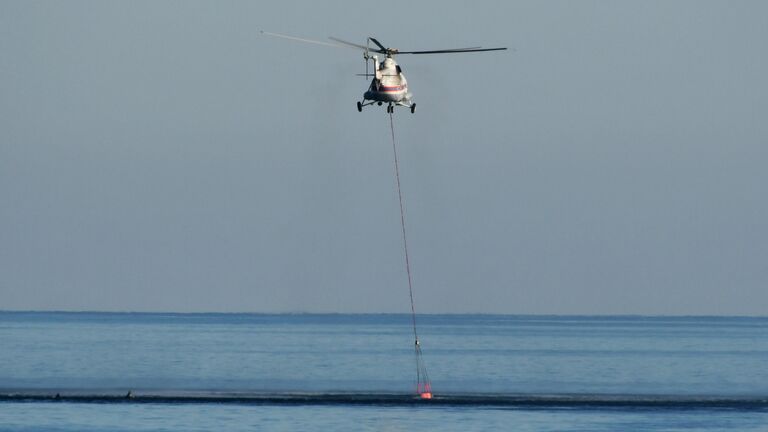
[1,1,767,315]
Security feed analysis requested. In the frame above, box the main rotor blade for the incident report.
[260,30,347,49]
[328,36,369,51]
[368,37,388,53]
[397,47,508,54]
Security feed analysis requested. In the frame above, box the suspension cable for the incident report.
[389,111,432,398]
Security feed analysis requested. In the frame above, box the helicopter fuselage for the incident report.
[359,55,415,113]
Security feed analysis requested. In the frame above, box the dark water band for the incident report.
[2,391,768,410]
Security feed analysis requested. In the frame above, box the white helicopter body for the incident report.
[360,55,414,113]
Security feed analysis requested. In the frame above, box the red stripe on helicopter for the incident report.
[379,85,406,92]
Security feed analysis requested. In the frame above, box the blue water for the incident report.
[1,312,767,430]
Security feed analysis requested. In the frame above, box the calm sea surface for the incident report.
[1,312,767,431]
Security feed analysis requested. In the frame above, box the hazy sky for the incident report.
[2,1,767,314]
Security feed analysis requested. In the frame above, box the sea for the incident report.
[1,312,767,431]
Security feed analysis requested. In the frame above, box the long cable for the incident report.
[389,112,418,342]
[389,111,431,396]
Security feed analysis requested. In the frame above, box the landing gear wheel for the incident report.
[410,103,416,114]
[357,101,362,112]
[377,102,383,106]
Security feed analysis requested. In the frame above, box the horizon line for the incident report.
[1,309,766,319]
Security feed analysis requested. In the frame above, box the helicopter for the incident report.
[261,32,507,113]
